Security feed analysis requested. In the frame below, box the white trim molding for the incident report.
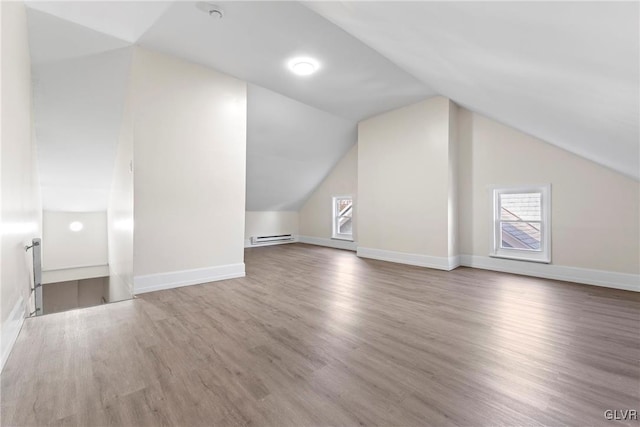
[460,255,639,292]
[244,235,298,248]
[357,247,460,271]
[134,263,245,295]
[42,264,110,284]
[1,296,26,372]
[299,235,357,251]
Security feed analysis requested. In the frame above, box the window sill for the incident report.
[490,252,550,264]
[331,236,354,242]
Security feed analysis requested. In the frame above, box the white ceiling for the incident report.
[24,1,639,213]
[26,6,130,65]
[306,1,640,179]
[137,1,433,121]
[25,1,172,44]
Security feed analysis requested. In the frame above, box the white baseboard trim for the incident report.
[459,255,640,292]
[299,235,357,251]
[244,236,298,248]
[357,247,459,271]
[134,263,245,295]
[1,296,26,372]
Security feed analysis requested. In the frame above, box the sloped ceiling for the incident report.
[247,84,356,210]
[32,47,132,211]
[25,1,173,43]
[26,6,130,65]
[138,1,433,121]
[25,1,639,214]
[25,0,429,212]
[306,1,640,179]
[27,5,134,211]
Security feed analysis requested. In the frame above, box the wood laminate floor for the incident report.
[2,243,639,426]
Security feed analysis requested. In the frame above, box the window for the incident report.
[491,185,551,263]
[332,196,353,240]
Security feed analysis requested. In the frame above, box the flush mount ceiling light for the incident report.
[288,57,320,76]
[69,221,83,232]
[196,2,224,19]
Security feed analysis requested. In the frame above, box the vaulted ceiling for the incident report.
[25,1,639,212]
[307,1,639,180]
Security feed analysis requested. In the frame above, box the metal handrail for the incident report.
[25,238,42,316]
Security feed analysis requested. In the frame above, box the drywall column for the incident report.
[448,101,459,260]
[132,48,247,293]
[357,96,458,270]
[1,1,43,369]
[107,59,134,302]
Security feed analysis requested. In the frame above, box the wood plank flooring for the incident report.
[2,243,639,426]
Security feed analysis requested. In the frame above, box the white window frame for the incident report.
[491,184,551,263]
[332,195,353,241]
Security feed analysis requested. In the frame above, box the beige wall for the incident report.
[448,100,459,258]
[1,1,42,338]
[132,47,247,278]
[299,144,358,240]
[357,96,453,257]
[42,211,108,270]
[458,108,640,274]
[107,61,134,297]
[245,211,298,242]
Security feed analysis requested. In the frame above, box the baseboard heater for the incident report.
[251,234,294,245]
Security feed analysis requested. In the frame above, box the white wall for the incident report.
[132,47,247,292]
[107,58,134,299]
[457,108,640,276]
[1,0,42,370]
[245,211,298,244]
[299,144,358,247]
[353,96,637,286]
[357,96,457,268]
[42,211,108,270]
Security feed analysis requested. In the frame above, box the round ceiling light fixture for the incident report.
[288,57,320,76]
[69,221,83,232]
[196,2,224,19]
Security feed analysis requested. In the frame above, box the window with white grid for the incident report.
[332,196,353,241]
[491,185,551,263]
